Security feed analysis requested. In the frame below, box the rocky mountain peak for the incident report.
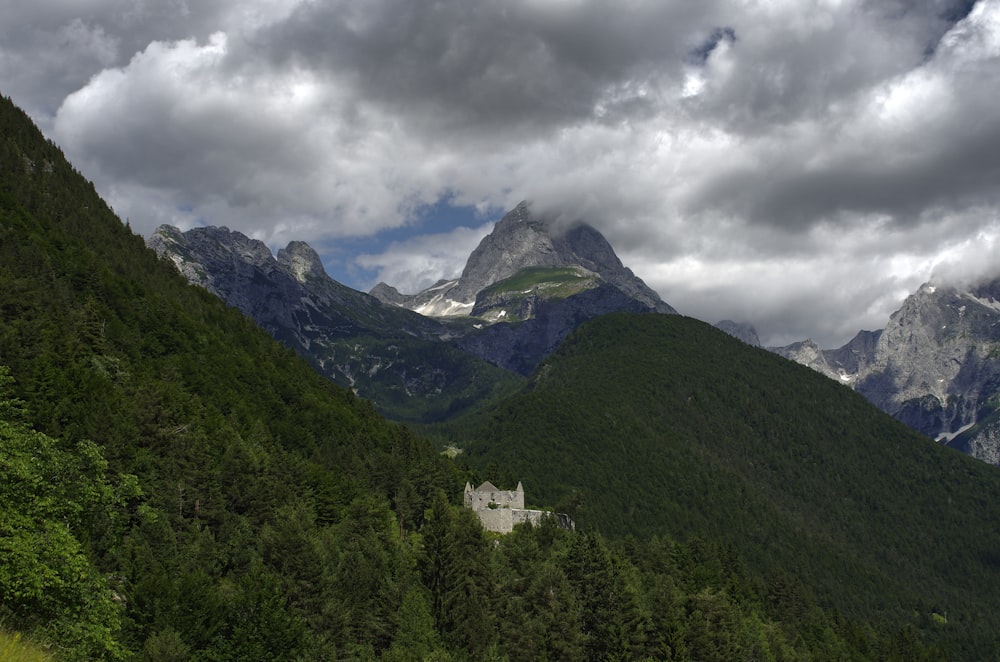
[373,201,675,317]
[277,241,327,283]
[150,224,274,267]
[369,282,407,305]
[447,201,561,304]
[148,225,286,314]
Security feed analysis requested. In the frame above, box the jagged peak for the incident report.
[370,281,400,297]
[179,225,275,266]
[369,281,408,306]
[497,200,532,225]
[151,223,183,240]
[277,241,327,283]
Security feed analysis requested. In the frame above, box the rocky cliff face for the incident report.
[148,225,447,343]
[858,283,1000,446]
[771,280,1000,465]
[371,201,676,318]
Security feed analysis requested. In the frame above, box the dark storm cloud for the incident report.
[251,0,713,137]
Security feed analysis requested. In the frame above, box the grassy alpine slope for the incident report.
[449,312,1000,658]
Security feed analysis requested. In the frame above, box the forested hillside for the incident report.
[0,93,943,660]
[0,93,455,659]
[446,313,1000,659]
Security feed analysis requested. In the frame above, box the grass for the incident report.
[475,267,602,322]
[0,630,54,662]
[478,267,598,298]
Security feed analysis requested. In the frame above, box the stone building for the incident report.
[463,480,573,534]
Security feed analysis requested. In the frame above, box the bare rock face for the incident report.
[771,339,840,379]
[857,282,1000,450]
[771,279,1000,465]
[277,241,327,283]
[824,329,881,378]
[147,225,290,319]
[369,281,411,306]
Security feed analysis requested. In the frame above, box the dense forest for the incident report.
[0,92,976,660]
[440,313,1000,658]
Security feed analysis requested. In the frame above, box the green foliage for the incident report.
[420,490,495,656]
[484,519,935,661]
[473,267,602,323]
[342,337,525,424]
[385,585,443,661]
[0,93,456,660]
[0,371,132,660]
[445,313,1000,657]
[0,93,963,661]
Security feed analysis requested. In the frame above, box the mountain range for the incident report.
[149,201,675,419]
[151,197,1000,472]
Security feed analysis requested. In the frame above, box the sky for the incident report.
[4,0,1000,347]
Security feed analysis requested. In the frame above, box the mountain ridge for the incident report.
[771,278,1000,465]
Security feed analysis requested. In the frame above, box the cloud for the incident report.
[355,223,495,293]
[4,0,1000,348]
[928,215,1000,289]
[253,0,703,139]
[53,30,457,244]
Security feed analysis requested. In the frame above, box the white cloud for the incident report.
[52,30,460,243]
[355,223,495,293]
[5,0,1000,348]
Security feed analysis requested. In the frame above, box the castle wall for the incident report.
[476,508,514,534]
[512,509,547,528]
[464,485,523,510]
[464,480,572,534]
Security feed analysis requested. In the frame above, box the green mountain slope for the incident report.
[0,94,458,659]
[447,313,1000,657]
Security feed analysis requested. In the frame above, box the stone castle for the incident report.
[463,480,574,534]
